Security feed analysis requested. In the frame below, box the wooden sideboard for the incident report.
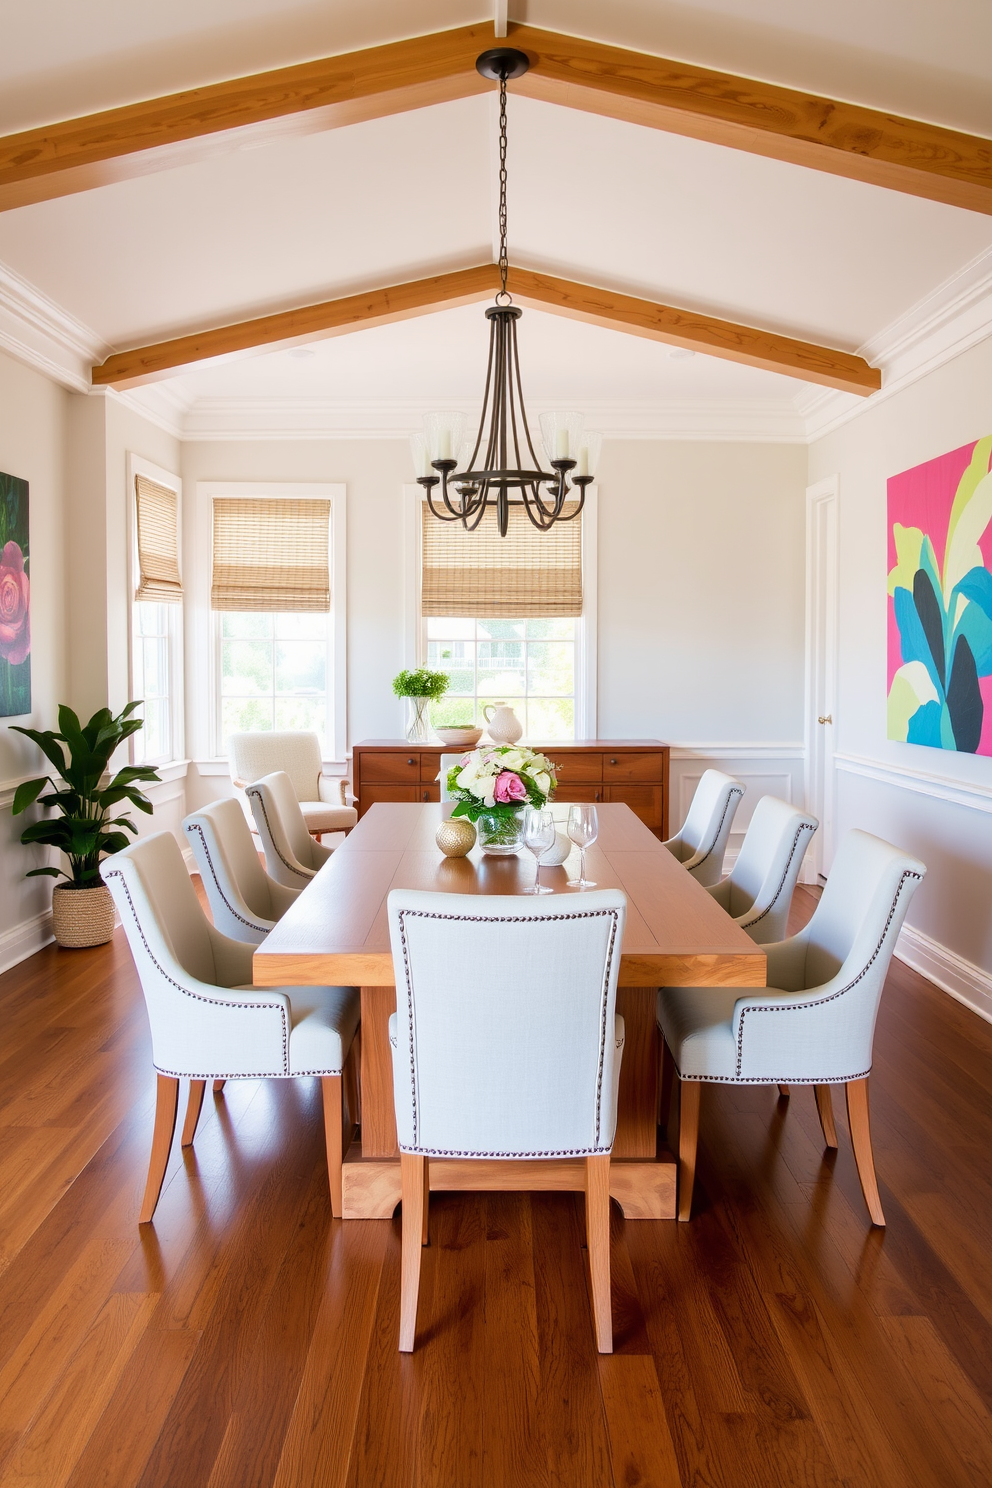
[352,739,670,838]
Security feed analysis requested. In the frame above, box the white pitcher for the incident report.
[483,702,523,744]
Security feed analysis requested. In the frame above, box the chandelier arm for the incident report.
[519,485,558,530]
[423,484,471,522]
[509,317,547,474]
[466,312,498,475]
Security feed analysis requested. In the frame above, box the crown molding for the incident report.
[0,256,108,392]
[111,381,189,439]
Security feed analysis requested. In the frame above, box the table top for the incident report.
[253,802,766,989]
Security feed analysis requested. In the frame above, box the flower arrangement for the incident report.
[446,745,558,823]
[391,668,449,700]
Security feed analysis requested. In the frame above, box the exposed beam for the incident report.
[90,263,879,395]
[2,25,991,215]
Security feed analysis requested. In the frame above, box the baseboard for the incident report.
[0,908,55,975]
[896,923,992,1025]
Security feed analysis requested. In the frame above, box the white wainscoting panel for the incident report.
[0,908,54,975]
[669,744,808,874]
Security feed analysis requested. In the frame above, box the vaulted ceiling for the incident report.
[2,1,991,438]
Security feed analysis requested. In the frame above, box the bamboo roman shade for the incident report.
[211,498,331,612]
[421,502,582,617]
[134,474,182,604]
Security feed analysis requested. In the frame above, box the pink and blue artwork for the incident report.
[887,437,992,755]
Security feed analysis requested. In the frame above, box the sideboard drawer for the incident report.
[361,783,439,806]
[422,756,446,782]
[606,784,663,830]
[603,752,663,783]
[361,752,422,783]
[554,784,602,804]
[555,753,602,783]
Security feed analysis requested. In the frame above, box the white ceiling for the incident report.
[1,1,991,431]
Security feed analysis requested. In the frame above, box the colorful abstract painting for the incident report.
[0,471,30,719]
[887,437,992,755]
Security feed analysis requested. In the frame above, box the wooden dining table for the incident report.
[253,801,766,1220]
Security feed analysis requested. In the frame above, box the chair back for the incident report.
[183,797,296,943]
[245,771,316,887]
[805,829,925,992]
[675,769,745,886]
[438,753,465,802]
[229,731,322,802]
[387,889,626,1157]
[727,795,818,944]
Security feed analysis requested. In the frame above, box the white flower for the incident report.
[533,770,551,796]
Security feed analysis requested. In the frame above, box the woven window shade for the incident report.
[134,474,182,604]
[421,502,582,617]
[211,498,331,613]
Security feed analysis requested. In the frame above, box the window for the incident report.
[428,618,577,739]
[128,457,183,765]
[219,611,329,747]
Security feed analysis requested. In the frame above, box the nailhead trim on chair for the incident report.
[739,820,818,930]
[245,786,313,880]
[685,784,744,872]
[396,905,621,1153]
[183,821,272,934]
[103,868,290,1074]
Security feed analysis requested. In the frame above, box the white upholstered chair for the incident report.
[183,797,301,944]
[245,771,334,889]
[658,829,925,1225]
[228,730,357,836]
[101,831,360,1222]
[663,769,745,887]
[707,795,818,945]
[437,753,464,802]
[387,888,627,1353]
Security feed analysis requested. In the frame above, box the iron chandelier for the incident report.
[412,46,600,537]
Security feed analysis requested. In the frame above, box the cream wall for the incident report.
[809,335,992,994]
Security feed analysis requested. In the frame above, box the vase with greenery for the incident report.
[391,668,449,743]
[10,701,161,948]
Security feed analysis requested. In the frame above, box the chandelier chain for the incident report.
[498,73,509,300]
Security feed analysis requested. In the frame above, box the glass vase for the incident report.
[405,697,431,743]
[475,806,525,856]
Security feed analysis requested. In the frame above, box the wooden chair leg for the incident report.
[659,1039,676,1135]
[678,1078,701,1222]
[846,1078,885,1226]
[321,1075,344,1219]
[213,1079,226,1095]
[181,1080,206,1148]
[814,1084,839,1148]
[139,1074,179,1224]
[399,1153,426,1352]
[778,1083,790,1098]
[585,1154,613,1353]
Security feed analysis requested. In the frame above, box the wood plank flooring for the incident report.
[1,886,991,1487]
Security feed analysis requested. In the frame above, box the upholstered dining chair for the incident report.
[246,771,334,890]
[387,888,627,1353]
[228,730,357,837]
[183,797,301,944]
[663,769,745,887]
[101,831,360,1223]
[706,795,819,945]
[437,753,463,801]
[657,829,925,1225]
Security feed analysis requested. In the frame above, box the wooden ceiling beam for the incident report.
[90,263,879,395]
[1,25,991,215]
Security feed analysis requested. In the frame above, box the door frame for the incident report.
[804,475,839,881]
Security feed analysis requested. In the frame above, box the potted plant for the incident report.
[391,667,449,743]
[10,702,161,948]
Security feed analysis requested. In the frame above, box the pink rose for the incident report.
[493,770,527,803]
[0,541,29,666]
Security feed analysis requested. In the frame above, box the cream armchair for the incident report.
[706,795,818,945]
[100,831,360,1223]
[663,769,745,887]
[245,771,334,889]
[183,797,301,944]
[228,730,357,837]
[658,829,925,1225]
[387,888,627,1353]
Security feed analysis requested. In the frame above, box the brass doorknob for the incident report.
[818,714,833,725]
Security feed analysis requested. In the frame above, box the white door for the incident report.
[804,477,838,881]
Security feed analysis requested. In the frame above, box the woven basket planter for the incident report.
[52,883,116,949]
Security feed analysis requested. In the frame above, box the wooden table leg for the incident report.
[613,986,659,1159]
[359,986,397,1158]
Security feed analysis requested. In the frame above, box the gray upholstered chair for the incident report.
[245,771,333,889]
[183,797,301,944]
[386,888,627,1353]
[658,829,925,1225]
[663,769,745,886]
[101,831,360,1223]
[707,795,818,945]
[229,730,357,836]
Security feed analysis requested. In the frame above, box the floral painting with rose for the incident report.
[0,472,30,719]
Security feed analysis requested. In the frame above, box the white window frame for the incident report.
[402,484,598,739]
[190,482,348,766]
[126,453,185,766]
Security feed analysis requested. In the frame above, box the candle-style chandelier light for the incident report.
[412,47,600,537]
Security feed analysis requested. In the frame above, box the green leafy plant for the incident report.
[10,702,161,887]
[391,668,449,700]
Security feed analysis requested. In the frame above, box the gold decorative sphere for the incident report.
[435,818,477,857]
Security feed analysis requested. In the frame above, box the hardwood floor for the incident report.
[1,885,991,1487]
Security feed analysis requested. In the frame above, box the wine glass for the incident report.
[567,804,598,888]
[522,807,556,894]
